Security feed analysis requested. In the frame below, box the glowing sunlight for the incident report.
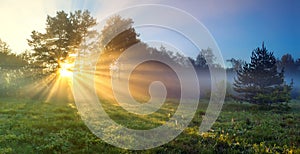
[59,62,73,78]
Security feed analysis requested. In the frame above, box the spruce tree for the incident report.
[233,43,292,106]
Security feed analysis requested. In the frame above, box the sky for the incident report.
[0,0,299,62]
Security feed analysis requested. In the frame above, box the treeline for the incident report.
[277,54,300,73]
[0,10,195,98]
[227,54,300,74]
[226,53,300,99]
[0,10,299,106]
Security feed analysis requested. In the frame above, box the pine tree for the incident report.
[233,43,292,106]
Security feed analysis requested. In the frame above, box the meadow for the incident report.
[0,97,299,153]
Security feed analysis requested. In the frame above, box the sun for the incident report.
[60,68,72,77]
[59,63,73,78]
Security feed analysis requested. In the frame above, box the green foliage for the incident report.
[0,39,27,68]
[234,43,293,106]
[27,10,97,71]
[100,15,140,52]
[0,98,299,153]
[226,58,245,71]
[98,15,140,67]
[0,40,38,97]
[193,48,221,70]
[0,53,27,69]
[0,39,11,54]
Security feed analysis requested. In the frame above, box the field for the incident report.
[0,98,299,153]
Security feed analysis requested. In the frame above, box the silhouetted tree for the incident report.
[0,40,27,68]
[227,58,245,71]
[234,43,292,106]
[195,51,208,70]
[100,15,140,56]
[0,39,11,55]
[193,48,218,70]
[296,58,300,70]
[281,54,294,65]
[27,10,97,72]
[277,53,296,72]
[97,15,140,74]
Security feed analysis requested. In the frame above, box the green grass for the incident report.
[0,98,299,153]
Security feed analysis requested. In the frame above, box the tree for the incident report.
[70,10,98,58]
[233,43,292,106]
[195,51,208,70]
[0,39,11,54]
[227,58,245,71]
[296,58,300,71]
[100,15,140,56]
[97,15,140,73]
[281,54,294,65]
[0,39,31,96]
[193,48,221,70]
[277,53,296,72]
[27,10,97,72]
[0,39,27,68]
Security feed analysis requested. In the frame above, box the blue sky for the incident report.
[146,0,300,61]
[195,0,300,61]
[72,0,300,61]
[0,0,299,62]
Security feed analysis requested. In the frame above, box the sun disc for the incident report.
[60,68,72,77]
[59,62,73,78]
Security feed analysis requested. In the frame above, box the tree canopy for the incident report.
[233,43,292,106]
[0,39,27,68]
[27,10,97,72]
[100,15,140,57]
[277,53,299,73]
[97,15,140,74]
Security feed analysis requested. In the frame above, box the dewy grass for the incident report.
[0,98,299,153]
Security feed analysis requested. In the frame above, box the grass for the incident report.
[0,98,299,153]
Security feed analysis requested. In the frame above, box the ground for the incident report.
[0,98,299,153]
